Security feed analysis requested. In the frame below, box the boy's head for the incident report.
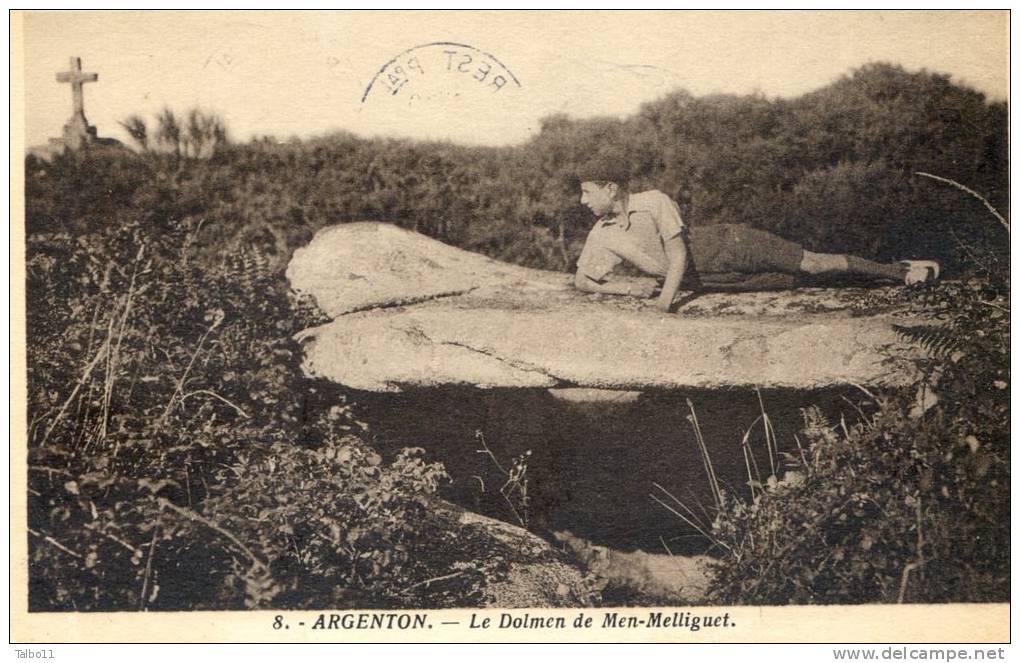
[576,159,629,218]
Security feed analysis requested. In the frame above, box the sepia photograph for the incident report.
[10,9,1010,644]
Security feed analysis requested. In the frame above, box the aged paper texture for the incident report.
[11,10,1010,644]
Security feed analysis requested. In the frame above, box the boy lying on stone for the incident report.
[573,160,940,312]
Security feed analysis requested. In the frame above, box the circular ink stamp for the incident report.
[362,41,521,106]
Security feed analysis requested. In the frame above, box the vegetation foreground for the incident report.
[25,64,1008,609]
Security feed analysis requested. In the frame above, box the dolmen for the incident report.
[287,222,932,393]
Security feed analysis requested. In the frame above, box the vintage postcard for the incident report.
[10,10,1010,645]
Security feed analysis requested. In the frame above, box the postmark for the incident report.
[361,41,521,106]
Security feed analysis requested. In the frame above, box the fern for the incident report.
[892,323,961,358]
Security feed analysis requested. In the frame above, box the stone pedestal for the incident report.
[61,112,98,150]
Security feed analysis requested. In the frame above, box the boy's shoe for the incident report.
[902,260,940,286]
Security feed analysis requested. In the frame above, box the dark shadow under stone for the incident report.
[356,386,870,554]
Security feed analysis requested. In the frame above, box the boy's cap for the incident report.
[575,158,630,186]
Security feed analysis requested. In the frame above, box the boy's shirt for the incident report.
[576,189,685,281]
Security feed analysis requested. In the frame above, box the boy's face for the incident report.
[579,181,618,218]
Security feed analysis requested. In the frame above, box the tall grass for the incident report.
[651,394,786,552]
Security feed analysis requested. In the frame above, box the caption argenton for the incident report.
[274,611,736,632]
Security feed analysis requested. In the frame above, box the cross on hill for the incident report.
[52,56,100,150]
[56,56,98,118]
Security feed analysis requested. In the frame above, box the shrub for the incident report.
[25,153,457,610]
[36,63,1006,278]
[706,273,1009,604]
[200,435,448,609]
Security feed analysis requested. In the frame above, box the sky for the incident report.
[18,10,1010,149]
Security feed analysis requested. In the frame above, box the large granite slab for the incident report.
[289,223,931,392]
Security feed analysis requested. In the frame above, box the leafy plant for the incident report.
[891,323,962,359]
[703,193,1008,604]
[25,150,460,611]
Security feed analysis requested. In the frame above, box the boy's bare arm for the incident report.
[656,235,688,312]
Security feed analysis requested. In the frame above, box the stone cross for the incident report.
[56,56,98,117]
[54,56,99,150]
